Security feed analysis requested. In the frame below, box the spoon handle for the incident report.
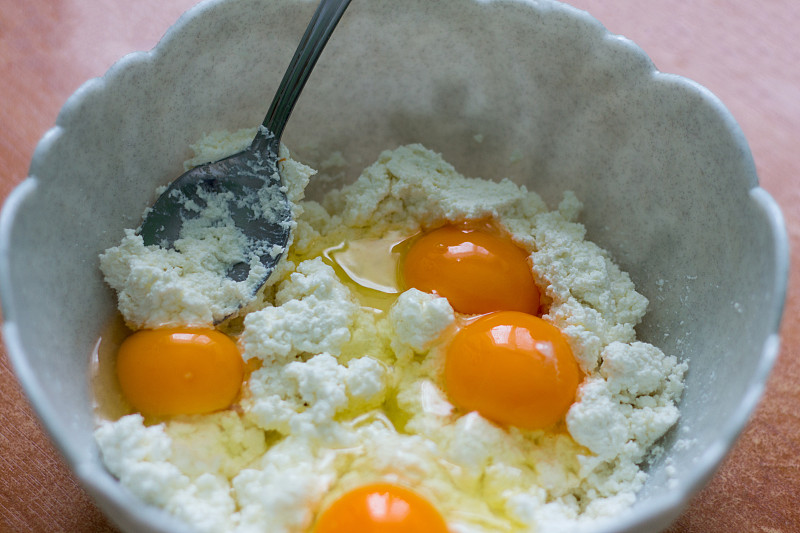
[251,0,352,153]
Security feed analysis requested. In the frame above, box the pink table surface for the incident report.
[1,1,798,531]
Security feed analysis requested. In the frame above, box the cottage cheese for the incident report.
[96,133,687,533]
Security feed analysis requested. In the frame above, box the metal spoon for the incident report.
[139,0,352,290]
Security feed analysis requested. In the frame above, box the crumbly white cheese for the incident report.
[245,352,386,444]
[388,288,455,363]
[240,258,358,363]
[96,138,687,533]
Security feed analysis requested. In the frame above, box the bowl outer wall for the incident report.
[0,0,789,532]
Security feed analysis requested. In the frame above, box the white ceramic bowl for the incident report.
[0,0,788,532]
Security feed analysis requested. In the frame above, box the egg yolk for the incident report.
[116,328,244,417]
[401,222,539,315]
[444,311,580,430]
[314,483,448,533]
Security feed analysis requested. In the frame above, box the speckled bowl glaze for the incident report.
[0,0,788,532]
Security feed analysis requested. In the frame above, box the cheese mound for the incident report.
[389,288,456,362]
[96,136,687,533]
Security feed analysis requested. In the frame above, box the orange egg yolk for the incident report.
[116,328,244,417]
[444,311,580,430]
[401,222,539,315]
[314,483,448,533]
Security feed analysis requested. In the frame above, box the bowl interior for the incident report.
[0,0,787,532]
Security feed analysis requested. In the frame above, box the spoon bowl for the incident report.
[140,138,289,283]
[140,0,351,296]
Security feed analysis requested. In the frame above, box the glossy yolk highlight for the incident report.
[314,483,448,533]
[401,222,539,315]
[445,311,580,430]
[116,328,244,417]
